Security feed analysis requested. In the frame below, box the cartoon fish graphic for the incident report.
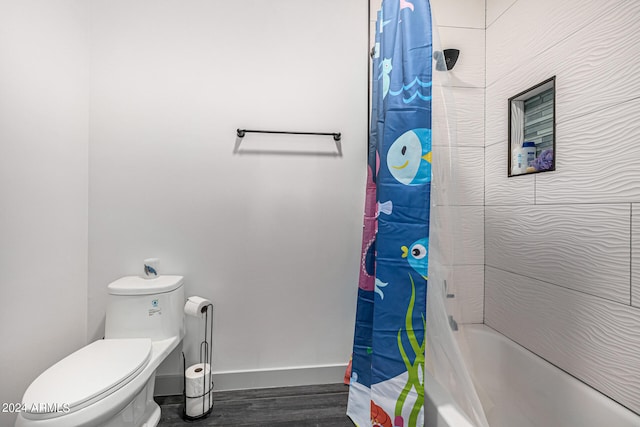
[401,237,429,279]
[386,129,432,185]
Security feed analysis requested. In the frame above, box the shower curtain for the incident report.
[347,1,432,426]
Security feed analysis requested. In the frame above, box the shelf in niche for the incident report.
[508,76,556,177]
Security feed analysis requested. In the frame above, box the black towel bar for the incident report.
[236,128,341,142]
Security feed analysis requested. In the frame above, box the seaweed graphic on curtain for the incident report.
[395,274,425,427]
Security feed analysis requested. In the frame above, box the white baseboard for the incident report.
[155,363,348,396]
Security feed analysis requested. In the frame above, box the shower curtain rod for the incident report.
[236,128,342,142]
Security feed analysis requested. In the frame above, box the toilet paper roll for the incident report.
[143,258,160,279]
[184,296,212,318]
[185,363,214,417]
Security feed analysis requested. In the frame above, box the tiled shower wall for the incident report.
[484,0,640,415]
[369,0,487,324]
[370,0,640,416]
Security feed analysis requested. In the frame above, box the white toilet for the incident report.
[16,275,185,427]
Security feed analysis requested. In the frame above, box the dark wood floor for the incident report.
[155,383,355,427]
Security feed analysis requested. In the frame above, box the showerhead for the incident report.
[434,48,460,71]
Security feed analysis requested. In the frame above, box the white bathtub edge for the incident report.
[457,324,640,426]
[424,369,476,427]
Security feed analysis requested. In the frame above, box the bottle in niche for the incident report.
[511,148,523,175]
[521,141,536,171]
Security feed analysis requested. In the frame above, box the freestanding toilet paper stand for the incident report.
[181,302,214,421]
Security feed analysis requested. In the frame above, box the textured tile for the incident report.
[485,142,534,205]
[431,205,484,265]
[485,267,640,415]
[486,2,640,147]
[436,27,485,88]
[536,98,640,204]
[445,265,484,324]
[432,145,484,206]
[431,0,485,29]
[453,146,484,206]
[551,2,640,123]
[486,0,626,85]
[486,0,517,27]
[486,204,630,303]
[433,86,485,147]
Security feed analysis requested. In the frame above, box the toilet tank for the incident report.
[105,275,185,341]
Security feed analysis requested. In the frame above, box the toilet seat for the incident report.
[21,338,151,420]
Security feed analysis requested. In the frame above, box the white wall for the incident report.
[88,0,368,390]
[0,1,89,425]
[485,0,640,415]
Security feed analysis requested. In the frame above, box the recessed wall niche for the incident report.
[508,76,556,176]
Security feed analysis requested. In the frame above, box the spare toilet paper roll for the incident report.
[184,296,212,318]
[143,258,160,279]
[185,363,213,417]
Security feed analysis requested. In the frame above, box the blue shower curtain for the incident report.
[347,1,432,426]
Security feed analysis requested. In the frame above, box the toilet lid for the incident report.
[22,338,151,415]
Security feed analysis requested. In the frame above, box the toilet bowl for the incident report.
[16,275,185,427]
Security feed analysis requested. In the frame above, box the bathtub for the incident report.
[425,324,640,427]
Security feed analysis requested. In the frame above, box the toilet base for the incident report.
[101,376,159,427]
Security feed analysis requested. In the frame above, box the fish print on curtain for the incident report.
[347,1,432,426]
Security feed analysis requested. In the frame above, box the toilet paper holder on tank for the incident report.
[182,296,214,421]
